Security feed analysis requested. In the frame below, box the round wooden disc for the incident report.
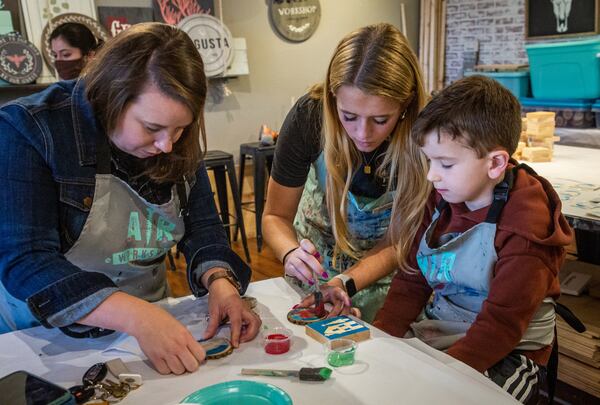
[200,337,233,360]
[287,307,327,325]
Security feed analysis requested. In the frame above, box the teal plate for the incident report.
[181,380,293,405]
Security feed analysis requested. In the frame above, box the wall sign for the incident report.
[0,32,43,84]
[1,0,23,35]
[526,0,600,39]
[97,6,154,37]
[178,14,233,77]
[269,0,320,42]
[153,0,214,24]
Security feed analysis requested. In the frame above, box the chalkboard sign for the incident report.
[526,0,600,39]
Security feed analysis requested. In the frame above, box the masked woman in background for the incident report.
[50,22,102,80]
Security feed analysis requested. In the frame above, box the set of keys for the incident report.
[69,359,143,404]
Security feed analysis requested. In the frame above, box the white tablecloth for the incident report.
[0,278,517,404]
[525,145,600,227]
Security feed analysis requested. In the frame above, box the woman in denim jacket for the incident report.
[0,23,261,375]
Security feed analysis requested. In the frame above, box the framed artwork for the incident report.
[526,0,600,39]
[97,6,154,37]
[20,0,98,83]
[153,0,214,25]
[0,0,22,35]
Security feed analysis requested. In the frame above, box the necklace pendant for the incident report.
[364,165,371,175]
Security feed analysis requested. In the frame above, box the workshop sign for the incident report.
[178,13,233,77]
[269,0,320,42]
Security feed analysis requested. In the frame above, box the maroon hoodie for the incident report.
[374,165,573,372]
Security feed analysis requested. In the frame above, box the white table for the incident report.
[0,278,517,404]
[525,145,600,230]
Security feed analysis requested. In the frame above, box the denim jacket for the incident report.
[0,80,250,333]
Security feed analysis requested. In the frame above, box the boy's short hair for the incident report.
[411,75,521,157]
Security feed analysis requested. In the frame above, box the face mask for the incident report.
[54,58,85,80]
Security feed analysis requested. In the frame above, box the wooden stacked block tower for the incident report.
[519,111,559,162]
[513,118,528,160]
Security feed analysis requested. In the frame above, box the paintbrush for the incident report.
[311,252,327,317]
[241,367,332,382]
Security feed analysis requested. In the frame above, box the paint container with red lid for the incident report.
[263,327,292,355]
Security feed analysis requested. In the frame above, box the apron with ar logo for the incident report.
[292,153,394,323]
[0,136,186,332]
[409,168,555,351]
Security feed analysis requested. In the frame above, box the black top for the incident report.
[271,94,387,199]
[110,144,173,205]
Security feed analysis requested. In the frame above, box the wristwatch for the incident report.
[333,273,357,297]
[206,269,241,293]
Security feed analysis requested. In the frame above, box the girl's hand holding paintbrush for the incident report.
[282,239,327,286]
[284,239,357,318]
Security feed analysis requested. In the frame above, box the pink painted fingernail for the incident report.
[308,279,314,286]
[322,272,329,279]
[313,252,321,260]
[292,304,299,309]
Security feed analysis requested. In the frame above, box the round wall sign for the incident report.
[0,33,43,84]
[269,0,321,42]
[178,14,233,78]
[41,13,110,74]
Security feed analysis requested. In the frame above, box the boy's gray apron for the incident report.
[291,153,394,323]
[408,169,555,351]
[0,136,186,332]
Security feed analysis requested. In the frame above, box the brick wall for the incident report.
[445,0,527,85]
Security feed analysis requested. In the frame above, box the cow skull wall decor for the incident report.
[551,0,573,33]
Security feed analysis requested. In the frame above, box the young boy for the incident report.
[374,75,572,404]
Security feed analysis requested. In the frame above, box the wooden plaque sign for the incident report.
[0,32,43,84]
[269,0,320,42]
[178,14,233,77]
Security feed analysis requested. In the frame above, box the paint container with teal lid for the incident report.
[324,338,357,367]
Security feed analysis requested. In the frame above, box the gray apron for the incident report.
[0,137,185,332]
[291,153,394,323]
[409,168,555,351]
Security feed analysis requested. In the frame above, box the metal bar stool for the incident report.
[236,142,275,252]
[203,150,251,263]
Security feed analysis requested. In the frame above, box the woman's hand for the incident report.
[80,292,206,375]
[297,284,361,319]
[126,302,206,375]
[202,278,261,347]
[284,239,328,285]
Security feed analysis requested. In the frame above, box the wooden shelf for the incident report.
[0,83,51,93]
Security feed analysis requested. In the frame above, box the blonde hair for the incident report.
[84,22,206,182]
[318,23,430,271]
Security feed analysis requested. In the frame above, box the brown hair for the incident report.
[315,23,430,271]
[50,22,101,56]
[411,75,521,156]
[84,22,206,182]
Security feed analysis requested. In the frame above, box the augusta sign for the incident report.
[269,0,320,42]
[178,13,233,77]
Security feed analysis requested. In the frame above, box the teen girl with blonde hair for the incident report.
[263,23,430,322]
